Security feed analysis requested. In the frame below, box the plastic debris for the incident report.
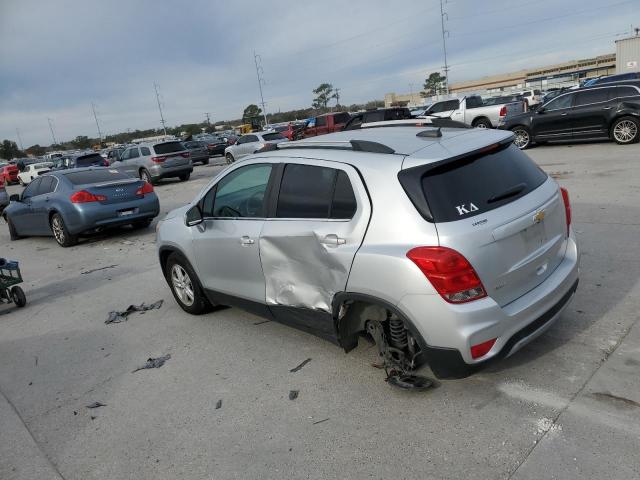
[132,354,171,373]
[215,399,222,409]
[105,300,163,324]
[86,402,106,409]
[290,358,311,373]
[289,390,299,400]
[81,264,118,275]
[313,418,329,425]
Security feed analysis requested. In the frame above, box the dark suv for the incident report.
[343,107,412,130]
[501,82,640,149]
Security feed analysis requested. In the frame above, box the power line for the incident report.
[253,51,269,127]
[153,82,167,136]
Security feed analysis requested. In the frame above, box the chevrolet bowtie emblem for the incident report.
[533,210,545,224]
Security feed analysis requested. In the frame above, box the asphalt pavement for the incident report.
[1,143,639,480]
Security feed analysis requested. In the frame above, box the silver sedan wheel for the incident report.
[513,128,530,149]
[475,123,488,129]
[171,264,195,306]
[52,216,65,244]
[613,120,637,143]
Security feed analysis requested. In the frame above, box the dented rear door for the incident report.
[260,160,371,322]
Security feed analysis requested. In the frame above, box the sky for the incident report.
[0,0,637,146]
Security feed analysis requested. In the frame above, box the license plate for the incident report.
[118,209,134,217]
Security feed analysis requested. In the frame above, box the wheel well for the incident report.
[48,210,59,225]
[159,248,175,276]
[472,116,491,127]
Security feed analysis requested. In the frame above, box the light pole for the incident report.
[47,118,58,146]
[253,51,269,127]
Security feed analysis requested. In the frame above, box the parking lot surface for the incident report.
[1,143,639,480]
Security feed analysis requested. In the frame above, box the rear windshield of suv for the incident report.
[153,141,186,154]
[65,169,131,185]
[401,144,547,222]
[76,154,104,167]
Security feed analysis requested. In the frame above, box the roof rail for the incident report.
[272,139,396,154]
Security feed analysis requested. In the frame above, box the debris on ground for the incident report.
[536,417,562,434]
[81,264,118,275]
[215,399,222,409]
[132,354,171,373]
[253,319,271,325]
[86,402,107,409]
[289,390,299,400]
[90,416,97,420]
[290,358,312,373]
[105,300,163,324]
[313,418,329,425]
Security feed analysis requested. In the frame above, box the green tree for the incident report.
[242,104,262,124]
[72,136,92,149]
[312,83,336,110]
[25,144,46,156]
[0,139,23,160]
[420,72,447,97]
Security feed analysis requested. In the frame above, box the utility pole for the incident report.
[91,103,103,144]
[253,51,269,127]
[153,82,167,136]
[204,112,211,125]
[439,0,450,95]
[409,83,415,104]
[47,118,58,146]
[334,88,340,110]
[15,128,24,151]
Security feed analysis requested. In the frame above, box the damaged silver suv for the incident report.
[156,125,579,380]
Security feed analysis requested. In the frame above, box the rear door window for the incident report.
[330,171,357,219]
[153,142,185,154]
[141,147,151,156]
[405,144,547,222]
[36,176,56,195]
[315,116,327,127]
[574,88,610,106]
[333,112,351,124]
[617,86,639,97]
[545,94,573,110]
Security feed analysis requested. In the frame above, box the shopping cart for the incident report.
[0,259,26,307]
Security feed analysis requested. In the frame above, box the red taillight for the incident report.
[499,106,507,117]
[136,181,154,196]
[151,156,166,163]
[470,338,496,359]
[406,246,487,303]
[70,190,106,203]
[560,187,571,235]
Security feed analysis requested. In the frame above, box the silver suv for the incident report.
[112,140,193,184]
[224,131,288,164]
[156,126,579,379]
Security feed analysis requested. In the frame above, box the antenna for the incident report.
[47,117,58,146]
[15,128,24,151]
[253,51,269,127]
[439,0,450,95]
[153,82,167,136]
[91,103,103,144]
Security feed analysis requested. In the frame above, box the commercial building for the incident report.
[616,34,640,74]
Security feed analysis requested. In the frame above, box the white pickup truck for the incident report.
[422,95,525,128]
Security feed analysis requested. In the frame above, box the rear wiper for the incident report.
[487,182,527,204]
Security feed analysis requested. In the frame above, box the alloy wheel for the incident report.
[52,216,65,244]
[171,264,195,306]
[513,129,529,149]
[613,120,637,143]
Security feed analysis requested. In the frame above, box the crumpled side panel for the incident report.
[260,232,349,312]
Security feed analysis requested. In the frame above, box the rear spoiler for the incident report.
[398,135,515,222]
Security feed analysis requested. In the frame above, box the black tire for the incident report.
[140,168,154,185]
[512,126,532,149]
[179,173,190,182]
[473,118,492,129]
[11,286,26,307]
[132,218,153,229]
[50,213,78,247]
[225,153,234,164]
[610,116,639,145]
[201,158,209,165]
[6,217,21,241]
[165,253,212,315]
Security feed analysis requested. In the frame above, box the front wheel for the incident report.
[165,253,212,315]
[51,213,78,247]
[201,158,209,165]
[179,173,190,182]
[11,286,26,307]
[611,116,639,145]
[473,118,492,129]
[512,126,532,149]
[225,153,234,164]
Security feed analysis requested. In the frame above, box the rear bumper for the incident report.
[207,145,226,155]
[149,164,193,180]
[398,232,580,378]
[65,195,160,234]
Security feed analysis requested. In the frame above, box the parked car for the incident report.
[51,152,108,170]
[17,162,53,185]
[224,131,288,163]
[106,147,126,165]
[519,89,543,107]
[343,107,412,130]
[500,82,640,149]
[583,72,640,87]
[0,177,8,213]
[156,125,579,380]
[410,104,432,117]
[1,163,19,185]
[3,168,160,247]
[194,134,228,156]
[482,94,525,106]
[302,112,351,137]
[424,95,525,128]
[110,141,193,184]
[541,87,571,104]
[182,141,210,165]
[271,123,307,141]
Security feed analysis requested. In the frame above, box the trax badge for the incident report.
[533,210,546,224]
[456,203,479,216]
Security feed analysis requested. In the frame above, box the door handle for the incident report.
[602,106,612,110]
[560,112,568,116]
[239,236,255,246]
[321,234,346,246]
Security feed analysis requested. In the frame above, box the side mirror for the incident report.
[9,194,21,202]
[536,107,545,114]
[185,205,203,226]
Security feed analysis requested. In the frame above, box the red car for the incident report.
[273,123,306,141]
[1,164,19,185]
